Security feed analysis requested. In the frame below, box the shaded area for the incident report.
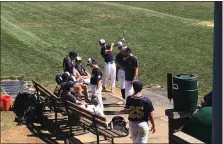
[26,113,86,144]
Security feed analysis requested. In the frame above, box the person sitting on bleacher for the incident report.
[62,81,104,117]
[74,56,91,84]
[61,81,82,104]
[54,72,89,102]
[54,72,74,97]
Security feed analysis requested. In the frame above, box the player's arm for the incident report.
[148,101,155,133]
[120,97,130,114]
[149,111,156,133]
[133,58,139,81]
[73,69,81,81]
[86,71,91,77]
[95,71,102,95]
[97,79,102,91]
[105,42,115,54]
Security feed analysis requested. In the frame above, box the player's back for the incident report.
[126,95,154,122]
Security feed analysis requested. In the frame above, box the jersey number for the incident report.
[129,106,144,119]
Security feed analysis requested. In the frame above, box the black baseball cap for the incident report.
[62,72,70,81]
[133,80,143,93]
[125,47,132,53]
[64,81,75,90]
[69,50,78,57]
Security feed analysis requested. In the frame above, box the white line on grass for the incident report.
[100,2,213,27]
[1,16,62,62]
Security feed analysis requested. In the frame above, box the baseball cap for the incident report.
[133,80,143,92]
[124,47,132,53]
[64,81,75,90]
[69,50,78,57]
[99,39,106,45]
[117,41,123,47]
[86,58,97,66]
[76,56,82,61]
[62,72,70,80]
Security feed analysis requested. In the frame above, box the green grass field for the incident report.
[1,2,214,96]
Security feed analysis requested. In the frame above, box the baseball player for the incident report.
[99,39,116,93]
[115,41,127,99]
[63,50,78,74]
[120,80,156,143]
[86,58,104,110]
[75,56,91,84]
[123,47,139,100]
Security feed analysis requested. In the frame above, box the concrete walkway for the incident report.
[73,87,172,143]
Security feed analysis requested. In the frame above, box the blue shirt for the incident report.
[90,67,102,85]
[115,51,125,70]
[100,45,114,63]
[126,95,154,122]
[123,56,139,81]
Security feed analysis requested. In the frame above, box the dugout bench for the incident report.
[32,80,67,122]
[65,100,128,144]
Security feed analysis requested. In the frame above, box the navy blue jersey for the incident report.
[63,57,75,74]
[115,51,125,70]
[61,92,76,103]
[100,45,114,63]
[75,65,88,76]
[90,67,102,85]
[123,56,139,81]
[126,95,154,122]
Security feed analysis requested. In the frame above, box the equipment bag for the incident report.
[12,92,44,125]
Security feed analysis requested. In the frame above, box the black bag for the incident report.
[108,116,129,135]
[12,92,44,125]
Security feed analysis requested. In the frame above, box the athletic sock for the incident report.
[121,89,125,99]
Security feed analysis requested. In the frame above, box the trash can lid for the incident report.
[174,74,197,80]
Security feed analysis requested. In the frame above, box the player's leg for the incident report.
[110,63,116,93]
[74,85,82,100]
[129,121,137,143]
[137,122,149,143]
[116,65,119,81]
[81,84,90,102]
[91,85,97,95]
[97,88,104,110]
[118,69,125,99]
[102,62,109,90]
[125,81,134,100]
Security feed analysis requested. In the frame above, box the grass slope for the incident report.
[1,2,213,96]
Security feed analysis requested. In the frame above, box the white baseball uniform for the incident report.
[100,42,116,89]
[103,62,116,88]
[91,85,104,111]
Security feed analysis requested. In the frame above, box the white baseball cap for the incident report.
[65,71,70,76]
[76,56,82,61]
[117,41,123,47]
[99,39,106,44]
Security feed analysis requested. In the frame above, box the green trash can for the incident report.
[172,74,198,112]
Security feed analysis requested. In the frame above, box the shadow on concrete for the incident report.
[104,103,125,107]
[25,115,87,144]
[104,111,122,115]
